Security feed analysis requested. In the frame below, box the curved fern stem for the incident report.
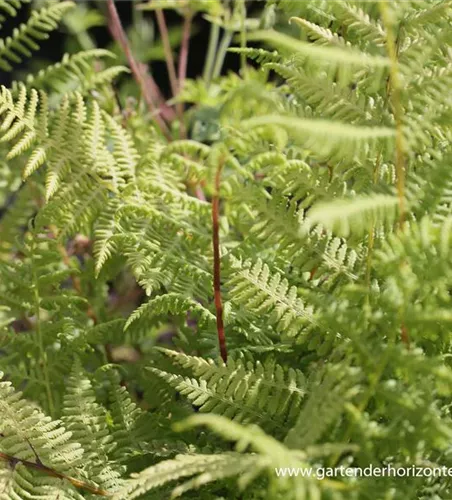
[177,8,192,139]
[203,22,220,86]
[212,156,227,363]
[106,0,172,139]
[155,8,178,98]
[155,6,185,131]
[212,29,233,81]
[0,451,110,496]
[239,0,247,77]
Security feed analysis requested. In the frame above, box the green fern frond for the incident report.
[226,256,318,339]
[14,48,127,96]
[62,362,123,491]
[305,193,399,237]
[0,1,74,71]
[112,415,348,500]
[289,16,347,46]
[0,372,109,499]
[285,362,362,449]
[243,115,395,162]
[102,367,157,461]
[149,348,307,432]
[0,0,27,28]
[125,293,215,331]
[228,47,281,64]
[331,1,386,46]
[248,29,389,83]
[112,452,259,500]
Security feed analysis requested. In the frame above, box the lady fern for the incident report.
[1,1,452,499]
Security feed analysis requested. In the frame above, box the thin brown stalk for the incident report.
[106,0,172,140]
[400,323,410,348]
[177,9,192,138]
[212,157,227,363]
[178,10,192,92]
[0,451,110,496]
[155,8,182,122]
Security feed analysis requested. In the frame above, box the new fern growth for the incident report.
[1,0,452,498]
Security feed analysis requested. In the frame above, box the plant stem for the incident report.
[379,1,406,228]
[0,451,110,496]
[212,29,233,81]
[177,9,192,138]
[106,0,172,140]
[155,9,179,100]
[203,22,220,86]
[239,0,247,77]
[212,156,227,363]
[178,10,192,87]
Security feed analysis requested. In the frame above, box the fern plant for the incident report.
[1,0,452,498]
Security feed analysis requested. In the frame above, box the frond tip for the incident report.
[242,115,395,161]
[304,194,400,237]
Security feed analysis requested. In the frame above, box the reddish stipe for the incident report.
[0,451,110,496]
[212,157,228,363]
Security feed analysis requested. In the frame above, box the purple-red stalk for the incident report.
[0,451,110,496]
[212,157,227,363]
[177,9,192,138]
[106,0,172,139]
[154,7,186,134]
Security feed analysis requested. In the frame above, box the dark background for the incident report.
[0,0,264,92]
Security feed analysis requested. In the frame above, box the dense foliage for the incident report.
[1,0,452,498]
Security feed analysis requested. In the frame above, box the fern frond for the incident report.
[289,16,347,46]
[62,362,123,492]
[226,256,318,339]
[248,29,389,86]
[0,1,74,71]
[112,452,259,500]
[243,115,395,162]
[125,293,215,331]
[285,362,361,449]
[0,1,27,28]
[0,372,109,499]
[14,48,127,96]
[149,348,307,432]
[228,47,281,64]
[113,415,348,500]
[305,193,399,237]
[331,1,386,46]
